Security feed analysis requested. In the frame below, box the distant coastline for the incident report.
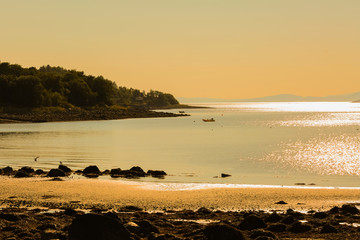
[178,91,360,103]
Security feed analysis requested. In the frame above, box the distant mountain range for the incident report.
[178,92,360,103]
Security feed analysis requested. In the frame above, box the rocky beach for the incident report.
[1,165,360,239]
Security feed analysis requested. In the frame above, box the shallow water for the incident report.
[1,102,360,187]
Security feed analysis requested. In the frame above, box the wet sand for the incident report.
[0,177,359,211]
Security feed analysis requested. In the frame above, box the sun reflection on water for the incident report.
[279,113,360,127]
[267,135,360,176]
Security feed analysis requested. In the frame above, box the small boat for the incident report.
[202,118,215,122]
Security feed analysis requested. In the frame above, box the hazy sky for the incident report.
[1,1,359,99]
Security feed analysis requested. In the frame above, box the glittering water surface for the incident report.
[1,102,360,187]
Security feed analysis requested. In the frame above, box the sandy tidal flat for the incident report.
[0,177,359,211]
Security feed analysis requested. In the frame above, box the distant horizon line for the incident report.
[177,91,360,103]
[178,91,360,100]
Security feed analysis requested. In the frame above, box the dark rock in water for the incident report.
[68,214,132,240]
[59,164,72,173]
[221,173,231,178]
[267,223,286,232]
[2,166,13,175]
[0,213,20,222]
[19,166,35,174]
[110,168,122,178]
[130,166,145,174]
[83,165,101,175]
[147,170,167,178]
[47,169,66,177]
[0,169,3,175]
[35,169,45,175]
[14,171,31,178]
[320,224,338,233]
[294,183,305,185]
[341,204,360,215]
[75,170,83,174]
[329,206,340,214]
[110,168,122,175]
[102,169,110,175]
[136,220,159,235]
[275,201,287,205]
[204,223,245,240]
[239,215,267,230]
[266,213,282,223]
[289,222,312,233]
[128,167,146,177]
[250,229,278,239]
[280,216,295,225]
[313,212,328,219]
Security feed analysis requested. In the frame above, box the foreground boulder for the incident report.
[68,214,132,240]
[289,222,312,233]
[204,223,245,240]
[320,224,338,233]
[266,213,282,223]
[239,215,267,230]
[136,220,159,235]
[47,169,66,177]
[250,229,278,239]
[341,204,360,215]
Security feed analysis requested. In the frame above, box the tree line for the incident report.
[0,62,179,108]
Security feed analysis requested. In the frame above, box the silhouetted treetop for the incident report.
[0,61,179,108]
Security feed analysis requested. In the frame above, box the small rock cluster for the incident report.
[0,165,167,179]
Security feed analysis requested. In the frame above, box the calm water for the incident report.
[1,102,360,188]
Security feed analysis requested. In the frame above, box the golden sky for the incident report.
[1,0,359,99]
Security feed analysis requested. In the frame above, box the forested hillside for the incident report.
[0,62,179,108]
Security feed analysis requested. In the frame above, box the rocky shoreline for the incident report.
[1,165,167,180]
[0,107,188,124]
[1,202,360,239]
[1,165,360,239]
